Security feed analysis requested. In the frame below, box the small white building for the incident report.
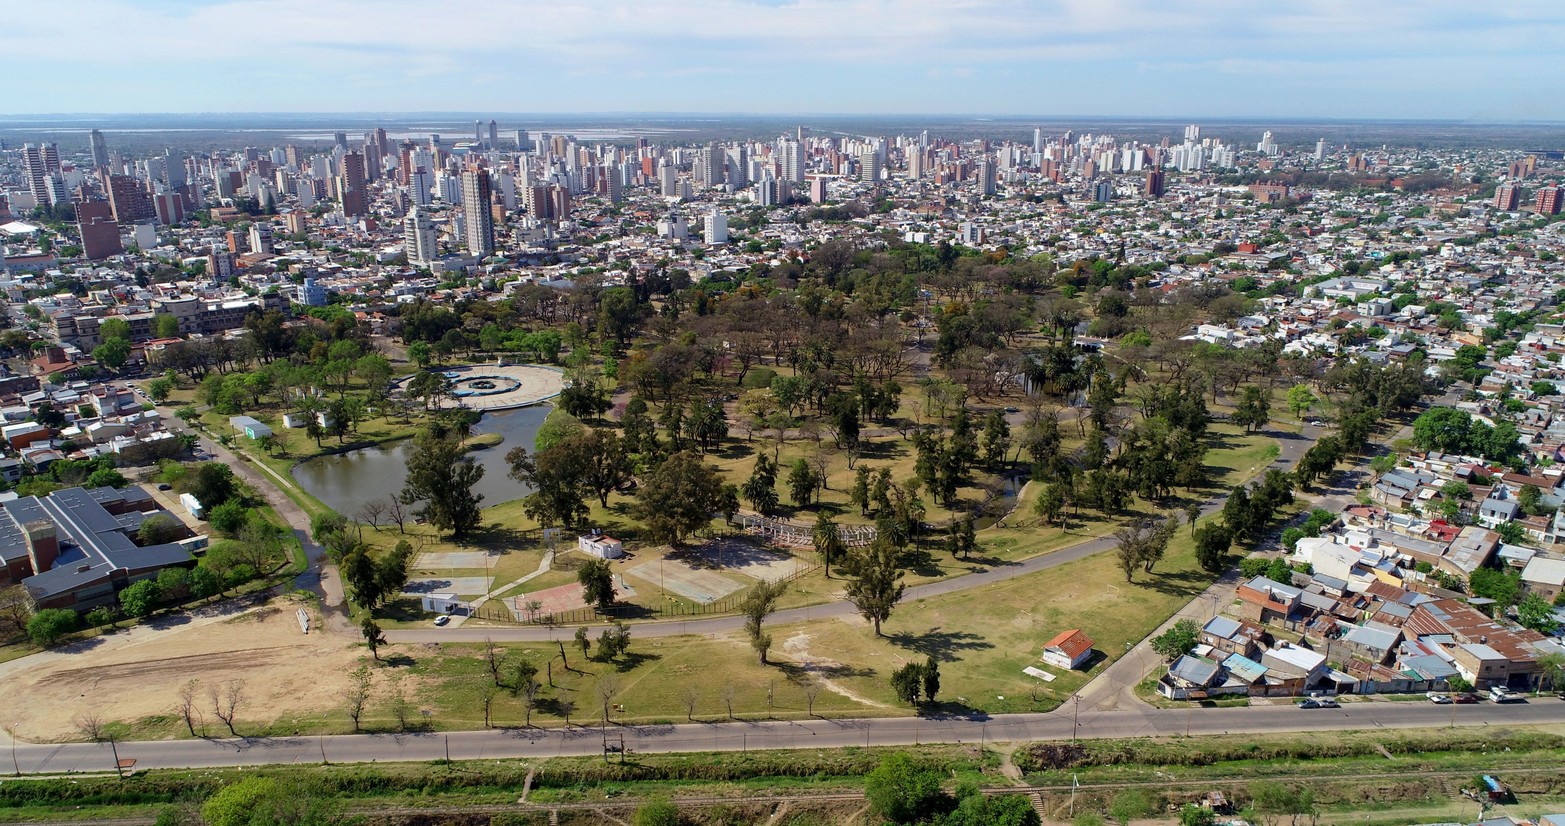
[1041,629,1095,670]
[578,533,625,559]
[180,491,205,518]
[421,593,462,614]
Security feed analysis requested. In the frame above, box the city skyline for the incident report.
[7,0,1565,121]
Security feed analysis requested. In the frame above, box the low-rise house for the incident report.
[1199,616,1266,659]
[1334,621,1404,665]
[1521,555,1565,602]
[1237,576,1303,626]
[1041,629,1095,670]
[1405,598,1547,689]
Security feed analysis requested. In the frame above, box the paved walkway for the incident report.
[449,552,555,628]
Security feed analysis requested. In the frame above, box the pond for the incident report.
[291,405,551,517]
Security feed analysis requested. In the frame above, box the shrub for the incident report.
[201,777,278,826]
[633,799,682,826]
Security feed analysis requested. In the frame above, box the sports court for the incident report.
[668,538,809,582]
[625,559,745,604]
[414,551,495,569]
[403,576,494,597]
[511,582,591,615]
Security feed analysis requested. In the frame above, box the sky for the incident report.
[9,0,1565,120]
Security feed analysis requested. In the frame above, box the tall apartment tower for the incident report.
[858,149,882,184]
[22,143,60,205]
[404,207,437,264]
[106,174,155,224]
[780,139,804,184]
[487,120,499,149]
[89,130,110,169]
[1144,168,1166,198]
[1537,185,1563,216]
[338,151,367,217]
[1314,138,1327,161]
[461,167,495,257]
[1494,183,1521,212]
[976,159,996,196]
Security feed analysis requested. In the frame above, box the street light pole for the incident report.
[1072,696,1080,741]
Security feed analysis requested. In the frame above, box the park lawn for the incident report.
[784,508,1227,717]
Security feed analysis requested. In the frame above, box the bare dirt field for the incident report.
[0,596,366,742]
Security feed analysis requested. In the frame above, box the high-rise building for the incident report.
[1537,185,1563,216]
[106,174,155,224]
[515,129,530,150]
[858,150,882,184]
[474,120,484,145]
[1092,178,1114,203]
[780,139,804,184]
[248,223,273,255]
[88,130,110,169]
[487,120,499,149]
[407,167,432,207]
[338,152,367,217]
[207,249,236,283]
[704,212,728,245]
[333,131,348,150]
[809,176,829,203]
[22,143,60,205]
[461,167,495,257]
[1314,138,1327,161]
[1494,183,1521,211]
[975,159,996,196]
[1144,168,1166,198]
[75,201,122,259]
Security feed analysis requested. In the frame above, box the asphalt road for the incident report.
[11,698,1565,775]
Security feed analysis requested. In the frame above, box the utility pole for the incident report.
[1072,696,1080,741]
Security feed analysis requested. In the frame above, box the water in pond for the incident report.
[291,406,551,517]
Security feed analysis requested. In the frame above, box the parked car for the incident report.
[1489,686,1525,704]
[1453,693,1480,704]
[1427,693,1452,704]
[1297,698,1336,709]
[432,615,450,627]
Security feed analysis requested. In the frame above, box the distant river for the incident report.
[291,406,550,517]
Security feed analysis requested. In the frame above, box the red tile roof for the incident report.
[1044,629,1094,659]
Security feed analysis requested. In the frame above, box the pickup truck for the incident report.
[1489,686,1525,704]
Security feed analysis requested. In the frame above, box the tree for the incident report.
[201,778,282,826]
[360,616,387,660]
[921,655,940,704]
[944,791,1041,826]
[153,313,181,339]
[574,626,592,659]
[786,457,818,506]
[1232,385,1271,432]
[207,499,248,535]
[633,451,731,545]
[891,661,924,705]
[401,431,484,539]
[187,463,236,511]
[578,558,616,611]
[137,514,182,546]
[1517,593,1559,634]
[210,680,245,736]
[1034,481,1067,526]
[812,511,845,577]
[0,584,35,637]
[118,579,162,618]
[1151,619,1201,660]
[1536,651,1565,690]
[27,608,77,646]
[507,444,589,530]
[1194,522,1234,574]
[742,452,779,515]
[1469,567,1521,611]
[740,580,788,664]
[846,538,905,636]
[864,752,948,825]
[1285,384,1316,419]
[1178,804,1218,826]
[176,679,202,737]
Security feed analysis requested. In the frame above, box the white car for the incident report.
[1428,693,1452,704]
[432,615,450,627]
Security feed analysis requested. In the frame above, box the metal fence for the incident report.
[473,562,821,626]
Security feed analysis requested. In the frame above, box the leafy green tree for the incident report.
[943,791,1041,826]
[922,655,940,703]
[98,317,132,343]
[741,579,788,664]
[119,579,162,618]
[1151,619,1200,660]
[865,752,948,825]
[207,499,249,535]
[633,451,733,545]
[1194,522,1233,574]
[1285,384,1316,419]
[153,314,181,339]
[137,514,182,545]
[578,559,616,611]
[846,538,905,636]
[1178,803,1217,826]
[1231,385,1271,432]
[186,462,236,510]
[786,457,818,506]
[1517,593,1559,634]
[1469,567,1521,611]
[742,453,779,515]
[360,616,386,660]
[506,444,589,529]
[401,431,484,539]
[891,661,924,705]
[27,608,77,646]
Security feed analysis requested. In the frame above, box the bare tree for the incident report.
[176,679,202,737]
[722,684,736,720]
[389,676,410,732]
[557,696,576,726]
[521,676,541,728]
[345,666,372,733]
[480,684,498,729]
[384,495,408,534]
[483,637,504,686]
[210,681,245,737]
[682,686,699,722]
[596,675,620,727]
[355,499,386,531]
[804,683,821,718]
[73,713,106,743]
